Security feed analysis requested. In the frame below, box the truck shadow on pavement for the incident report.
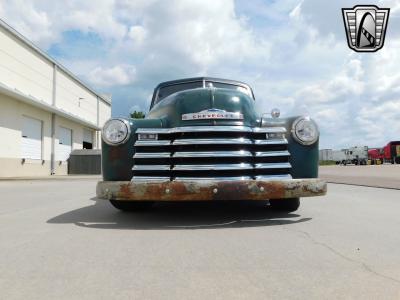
[47,199,311,230]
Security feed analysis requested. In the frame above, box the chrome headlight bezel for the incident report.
[291,116,319,146]
[102,118,131,146]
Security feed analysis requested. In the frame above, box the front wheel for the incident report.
[269,198,300,212]
[109,200,155,211]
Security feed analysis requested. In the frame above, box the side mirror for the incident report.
[271,108,280,118]
[260,108,281,127]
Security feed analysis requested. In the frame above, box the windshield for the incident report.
[155,81,203,104]
[154,81,252,105]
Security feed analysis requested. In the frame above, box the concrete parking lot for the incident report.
[320,164,400,189]
[1,176,400,299]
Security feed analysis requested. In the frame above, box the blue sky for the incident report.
[1,0,399,149]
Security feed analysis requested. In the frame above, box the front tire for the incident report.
[269,198,300,212]
[109,200,154,211]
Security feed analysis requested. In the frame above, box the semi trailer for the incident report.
[333,146,368,165]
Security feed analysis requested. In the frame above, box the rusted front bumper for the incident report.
[96,179,327,201]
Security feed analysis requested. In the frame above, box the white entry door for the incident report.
[21,116,42,160]
[57,126,72,161]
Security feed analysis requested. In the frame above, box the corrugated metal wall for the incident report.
[68,149,101,174]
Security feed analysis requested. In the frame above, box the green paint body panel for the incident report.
[147,88,259,127]
[102,118,162,181]
[101,84,319,181]
[263,116,319,179]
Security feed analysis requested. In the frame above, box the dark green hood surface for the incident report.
[146,88,259,127]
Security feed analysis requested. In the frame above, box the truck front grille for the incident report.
[132,126,291,181]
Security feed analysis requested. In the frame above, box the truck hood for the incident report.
[146,88,259,127]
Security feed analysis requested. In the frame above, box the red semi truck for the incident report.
[383,141,400,164]
[368,148,384,165]
[368,141,400,164]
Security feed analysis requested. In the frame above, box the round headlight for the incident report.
[292,116,319,145]
[102,118,130,145]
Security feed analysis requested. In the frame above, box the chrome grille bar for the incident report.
[254,139,288,145]
[255,150,290,157]
[173,150,252,158]
[135,140,171,146]
[136,126,286,134]
[133,165,170,171]
[134,152,170,158]
[173,163,253,171]
[253,127,287,133]
[136,128,171,134]
[173,138,252,145]
[255,162,292,169]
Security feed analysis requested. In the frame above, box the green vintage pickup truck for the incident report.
[96,77,326,212]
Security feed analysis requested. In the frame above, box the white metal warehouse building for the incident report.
[0,19,111,177]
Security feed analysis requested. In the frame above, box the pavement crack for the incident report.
[284,226,400,285]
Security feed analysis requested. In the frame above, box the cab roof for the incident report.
[155,77,251,89]
[152,77,255,101]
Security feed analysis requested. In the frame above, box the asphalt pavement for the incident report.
[320,164,400,189]
[1,179,400,299]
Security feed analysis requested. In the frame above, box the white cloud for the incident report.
[1,0,400,149]
[356,100,400,143]
[122,0,271,71]
[294,59,364,106]
[0,0,128,47]
[60,1,127,40]
[0,1,55,47]
[88,65,136,87]
[289,0,303,19]
[128,25,147,44]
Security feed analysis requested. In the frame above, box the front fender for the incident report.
[262,116,319,178]
[102,118,163,181]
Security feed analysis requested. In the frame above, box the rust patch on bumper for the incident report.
[96,179,327,201]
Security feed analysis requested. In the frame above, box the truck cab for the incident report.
[383,141,400,164]
[96,77,326,212]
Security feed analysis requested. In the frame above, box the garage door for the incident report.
[21,116,42,160]
[57,127,72,161]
